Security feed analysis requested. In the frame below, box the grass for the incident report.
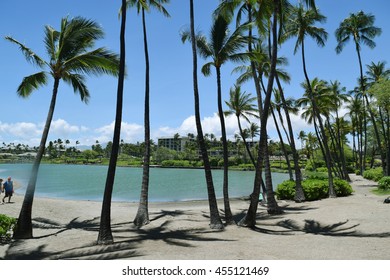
[371,188,390,196]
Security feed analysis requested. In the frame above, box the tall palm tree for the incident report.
[335,11,382,174]
[97,2,127,245]
[225,84,258,165]
[182,0,223,229]
[283,3,336,197]
[366,61,390,174]
[329,80,351,181]
[182,15,248,224]
[124,0,170,228]
[5,17,119,239]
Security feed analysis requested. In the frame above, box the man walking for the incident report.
[3,176,14,203]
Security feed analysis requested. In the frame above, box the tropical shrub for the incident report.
[378,176,390,191]
[276,178,353,201]
[301,179,329,201]
[275,180,296,200]
[363,167,383,182]
[0,214,17,243]
[333,178,354,196]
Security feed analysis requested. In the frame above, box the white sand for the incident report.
[0,174,389,260]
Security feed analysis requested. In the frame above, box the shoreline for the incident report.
[1,174,389,260]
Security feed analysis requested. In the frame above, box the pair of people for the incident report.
[1,176,14,204]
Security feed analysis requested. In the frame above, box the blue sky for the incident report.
[0,0,389,148]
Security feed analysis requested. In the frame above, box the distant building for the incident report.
[157,136,189,152]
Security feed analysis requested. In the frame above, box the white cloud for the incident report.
[95,121,143,144]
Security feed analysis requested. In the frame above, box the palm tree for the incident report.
[182,14,248,224]
[366,61,390,174]
[6,16,119,239]
[335,11,382,174]
[182,0,223,229]
[97,2,126,245]
[125,0,170,228]
[298,130,307,150]
[225,84,258,165]
[283,3,336,198]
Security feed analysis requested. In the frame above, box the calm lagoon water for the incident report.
[0,164,289,202]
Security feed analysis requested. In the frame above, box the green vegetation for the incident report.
[276,178,353,201]
[0,214,17,243]
[363,167,384,182]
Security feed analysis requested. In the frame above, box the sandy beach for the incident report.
[0,174,389,260]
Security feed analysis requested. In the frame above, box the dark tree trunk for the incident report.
[189,0,223,229]
[238,1,281,227]
[301,40,336,198]
[97,0,126,245]
[275,75,305,202]
[13,78,60,239]
[134,7,151,227]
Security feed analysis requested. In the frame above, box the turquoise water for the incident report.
[0,164,289,202]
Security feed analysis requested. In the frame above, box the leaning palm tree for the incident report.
[283,3,336,198]
[335,11,382,174]
[97,2,127,245]
[124,0,170,228]
[182,15,249,224]
[182,0,223,229]
[5,16,119,239]
[225,84,258,166]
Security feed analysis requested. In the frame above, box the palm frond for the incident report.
[5,36,47,68]
[17,71,49,97]
[64,48,120,77]
[62,73,90,103]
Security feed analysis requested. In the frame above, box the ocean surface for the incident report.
[0,163,289,202]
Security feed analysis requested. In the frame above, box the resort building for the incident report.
[157,136,189,152]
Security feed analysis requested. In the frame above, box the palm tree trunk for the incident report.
[13,78,60,239]
[301,40,336,198]
[238,1,281,227]
[275,75,305,201]
[216,67,233,224]
[237,116,255,166]
[134,7,151,227]
[270,108,293,180]
[97,0,126,245]
[189,0,223,229]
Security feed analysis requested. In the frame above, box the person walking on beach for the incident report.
[2,176,14,203]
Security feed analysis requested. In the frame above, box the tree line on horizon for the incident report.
[3,0,389,247]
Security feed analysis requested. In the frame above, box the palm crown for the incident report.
[6,16,120,102]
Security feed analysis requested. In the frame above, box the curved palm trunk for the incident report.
[301,41,336,198]
[216,67,233,224]
[237,116,255,166]
[97,0,126,245]
[275,75,305,201]
[189,0,223,229]
[13,78,60,239]
[134,7,151,227]
[270,108,293,180]
[238,2,281,227]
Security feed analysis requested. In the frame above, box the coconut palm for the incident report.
[182,0,223,229]
[97,3,126,245]
[366,61,390,174]
[335,11,382,174]
[5,17,119,239]
[283,3,337,197]
[329,80,351,181]
[124,0,170,228]
[182,14,249,224]
[297,78,337,197]
[225,84,258,165]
